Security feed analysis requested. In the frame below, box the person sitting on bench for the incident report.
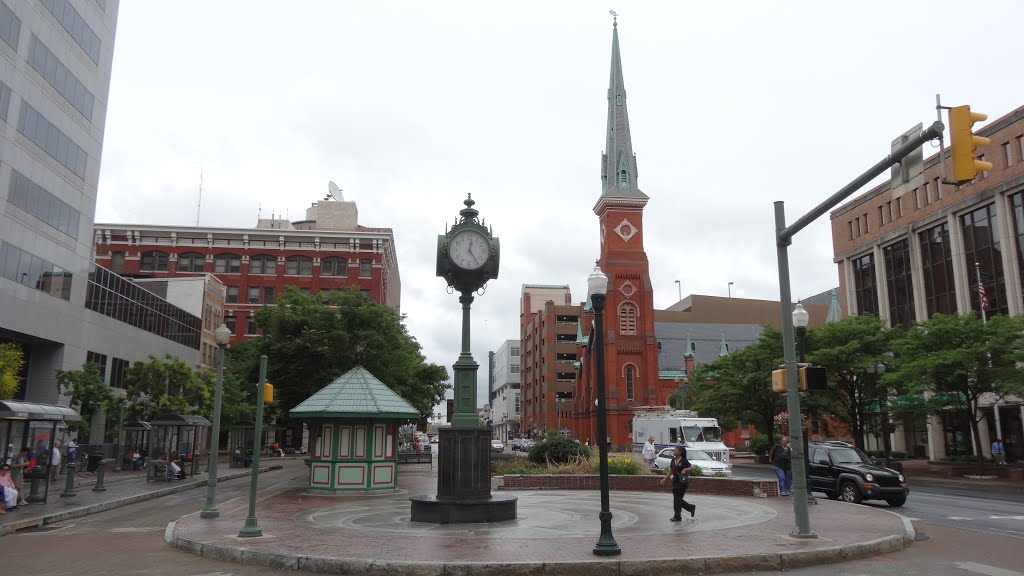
[168,459,187,480]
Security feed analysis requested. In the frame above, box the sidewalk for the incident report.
[168,462,915,575]
[0,459,289,536]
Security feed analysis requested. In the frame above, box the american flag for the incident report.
[979,283,989,310]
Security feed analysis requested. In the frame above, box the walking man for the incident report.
[992,438,1006,465]
[642,436,656,469]
[769,436,793,496]
[49,440,62,482]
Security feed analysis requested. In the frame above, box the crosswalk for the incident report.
[955,561,1024,576]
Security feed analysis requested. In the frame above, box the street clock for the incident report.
[436,195,500,293]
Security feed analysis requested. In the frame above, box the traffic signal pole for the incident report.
[775,120,943,538]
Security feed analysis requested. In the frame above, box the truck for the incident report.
[632,407,730,464]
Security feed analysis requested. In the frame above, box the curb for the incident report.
[0,465,284,537]
[167,529,910,575]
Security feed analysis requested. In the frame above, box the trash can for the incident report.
[87,452,104,473]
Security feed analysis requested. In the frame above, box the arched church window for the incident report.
[619,170,627,184]
[625,366,635,401]
[618,302,638,335]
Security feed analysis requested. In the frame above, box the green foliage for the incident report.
[0,341,25,400]
[690,464,704,477]
[229,288,449,420]
[593,455,642,475]
[887,313,1024,464]
[687,327,786,445]
[56,362,113,437]
[491,457,543,476]
[747,433,770,456]
[527,436,590,465]
[806,315,894,449]
[122,355,212,422]
[712,471,728,478]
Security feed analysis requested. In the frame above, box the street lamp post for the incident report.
[674,280,681,302]
[728,281,734,299]
[239,355,268,538]
[791,304,815,505]
[588,264,620,556]
[112,388,128,473]
[201,323,232,519]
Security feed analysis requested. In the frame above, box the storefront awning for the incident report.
[0,400,82,422]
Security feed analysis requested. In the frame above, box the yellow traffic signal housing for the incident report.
[949,105,993,183]
[772,365,826,393]
[772,369,786,393]
[263,382,274,405]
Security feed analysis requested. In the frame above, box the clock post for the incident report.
[410,194,517,524]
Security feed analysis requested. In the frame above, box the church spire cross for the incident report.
[599,15,647,204]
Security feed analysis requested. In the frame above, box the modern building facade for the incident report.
[520,285,579,437]
[1,1,201,418]
[488,339,520,442]
[132,274,226,369]
[93,191,401,345]
[831,103,1024,461]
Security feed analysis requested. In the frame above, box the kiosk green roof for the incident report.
[290,366,421,419]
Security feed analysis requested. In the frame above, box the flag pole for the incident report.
[975,262,988,324]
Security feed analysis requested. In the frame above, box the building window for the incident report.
[262,286,276,305]
[1004,142,1014,168]
[913,189,920,210]
[619,170,627,184]
[28,35,95,122]
[1018,136,1024,164]
[934,178,943,200]
[510,346,520,356]
[978,155,989,179]
[0,2,20,51]
[919,222,957,317]
[924,181,932,205]
[961,204,1008,317]
[214,253,241,273]
[618,302,638,335]
[299,287,311,296]
[177,252,205,273]
[245,316,258,335]
[285,256,313,276]
[1010,192,1024,307]
[883,239,916,329]
[851,253,878,316]
[224,316,237,334]
[249,255,276,275]
[854,217,861,236]
[359,259,372,278]
[7,170,81,239]
[625,366,635,401]
[321,257,348,277]
[247,287,259,304]
[109,358,129,389]
[40,0,101,64]
[863,213,869,233]
[510,364,520,374]
[848,221,854,240]
[86,351,108,381]
[896,196,904,219]
[17,103,88,179]
[140,250,169,272]
[0,80,8,123]
[878,206,884,226]
[225,286,239,303]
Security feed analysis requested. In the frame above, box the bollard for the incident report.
[93,462,107,492]
[28,476,44,503]
[60,463,77,497]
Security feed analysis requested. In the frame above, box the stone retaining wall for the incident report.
[500,474,780,497]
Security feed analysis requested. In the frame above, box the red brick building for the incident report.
[519,285,579,436]
[570,21,674,449]
[93,191,400,345]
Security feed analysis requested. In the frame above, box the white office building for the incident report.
[489,339,520,442]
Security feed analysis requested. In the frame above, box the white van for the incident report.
[632,407,729,463]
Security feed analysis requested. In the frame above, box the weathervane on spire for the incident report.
[609,9,618,27]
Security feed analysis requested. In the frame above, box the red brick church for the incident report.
[571,19,677,449]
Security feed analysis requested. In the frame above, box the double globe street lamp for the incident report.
[201,323,233,519]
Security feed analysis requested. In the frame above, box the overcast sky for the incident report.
[95,1,1024,412]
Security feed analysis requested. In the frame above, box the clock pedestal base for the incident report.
[409,427,517,524]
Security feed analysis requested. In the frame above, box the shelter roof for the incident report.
[290,366,420,419]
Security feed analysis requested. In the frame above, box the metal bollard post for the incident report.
[60,463,77,497]
[93,461,108,492]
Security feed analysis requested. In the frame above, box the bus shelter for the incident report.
[148,414,210,480]
[121,421,151,470]
[0,400,81,504]
[227,421,283,467]
[290,366,419,493]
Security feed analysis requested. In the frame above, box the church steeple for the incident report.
[599,16,646,203]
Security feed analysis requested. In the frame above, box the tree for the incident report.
[0,341,25,400]
[122,354,212,422]
[687,326,787,446]
[231,287,449,419]
[56,362,113,438]
[886,313,1024,465]
[806,315,894,449]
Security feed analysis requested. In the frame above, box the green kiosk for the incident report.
[291,366,420,493]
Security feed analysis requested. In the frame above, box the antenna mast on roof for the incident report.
[195,171,203,226]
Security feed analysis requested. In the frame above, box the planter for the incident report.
[755,455,770,464]
[500,474,780,497]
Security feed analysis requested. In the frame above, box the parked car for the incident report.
[490,439,505,453]
[652,447,731,476]
[807,441,909,506]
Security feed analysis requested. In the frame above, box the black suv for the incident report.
[807,441,909,507]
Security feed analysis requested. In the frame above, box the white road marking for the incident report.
[955,561,1024,576]
[948,516,974,520]
[109,526,164,533]
[904,517,920,521]
[989,515,1024,520]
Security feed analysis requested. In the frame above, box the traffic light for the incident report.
[949,105,993,183]
[772,365,828,393]
[263,382,274,405]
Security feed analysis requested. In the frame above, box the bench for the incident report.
[397,452,433,467]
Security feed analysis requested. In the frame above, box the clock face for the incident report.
[448,230,490,270]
